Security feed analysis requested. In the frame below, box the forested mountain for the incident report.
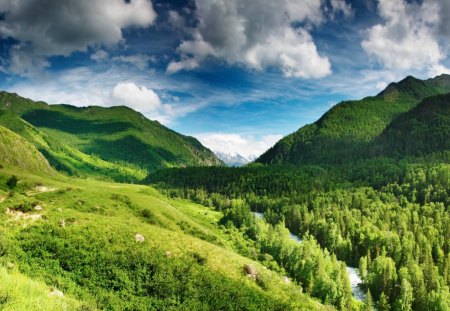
[0,91,221,181]
[257,74,450,165]
[371,93,450,157]
[146,74,450,311]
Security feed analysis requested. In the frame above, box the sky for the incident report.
[0,0,449,158]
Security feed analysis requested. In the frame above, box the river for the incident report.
[346,267,366,301]
[252,211,365,301]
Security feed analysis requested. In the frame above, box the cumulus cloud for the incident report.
[111,82,161,112]
[0,0,156,75]
[361,0,449,74]
[196,133,283,159]
[7,65,206,125]
[167,0,334,78]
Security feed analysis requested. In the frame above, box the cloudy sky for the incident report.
[0,0,449,158]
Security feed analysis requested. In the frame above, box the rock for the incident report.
[34,205,43,211]
[243,264,257,280]
[49,289,64,297]
[135,233,145,243]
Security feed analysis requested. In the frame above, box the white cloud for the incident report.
[329,0,353,18]
[196,133,283,159]
[111,82,161,112]
[167,0,334,78]
[91,50,110,62]
[113,54,154,70]
[0,0,156,75]
[6,66,207,125]
[361,0,448,72]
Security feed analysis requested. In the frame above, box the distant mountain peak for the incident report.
[215,151,256,167]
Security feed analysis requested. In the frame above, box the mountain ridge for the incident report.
[0,91,222,181]
[256,74,450,166]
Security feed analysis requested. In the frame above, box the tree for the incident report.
[363,290,374,311]
[367,255,397,299]
[377,292,390,311]
[395,278,413,311]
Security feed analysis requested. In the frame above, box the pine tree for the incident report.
[364,289,374,311]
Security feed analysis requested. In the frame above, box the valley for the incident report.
[0,74,449,311]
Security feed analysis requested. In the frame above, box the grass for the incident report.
[0,166,331,310]
[0,265,88,311]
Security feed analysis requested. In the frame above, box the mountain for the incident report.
[371,92,450,157]
[215,152,256,166]
[0,91,222,181]
[256,74,450,165]
[0,125,54,174]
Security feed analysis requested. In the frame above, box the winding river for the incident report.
[252,211,365,301]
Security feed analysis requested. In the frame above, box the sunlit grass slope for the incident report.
[0,91,222,182]
[0,167,331,311]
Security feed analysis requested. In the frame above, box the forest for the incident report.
[147,157,450,311]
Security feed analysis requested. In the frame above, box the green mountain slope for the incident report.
[0,91,222,181]
[0,167,330,311]
[371,93,450,157]
[257,74,450,165]
[0,125,54,174]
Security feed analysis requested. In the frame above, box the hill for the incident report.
[256,74,450,165]
[0,166,331,311]
[0,125,54,174]
[371,93,450,157]
[0,91,221,181]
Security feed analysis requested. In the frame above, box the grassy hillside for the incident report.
[0,91,222,181]
[0,166,332,310]
[0,125,54,175]
[371,93,450,157]
[0,110,147,182]
[257,74,450,165]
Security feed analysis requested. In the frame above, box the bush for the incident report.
[192,252,207,266]
[6,175,18,189]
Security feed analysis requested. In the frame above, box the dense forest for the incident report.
[147,157,450,310]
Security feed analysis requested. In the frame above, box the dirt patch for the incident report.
[243,264,258,280]
[49,289,64,297]
[5,208,42,221]
[26,186,57,196]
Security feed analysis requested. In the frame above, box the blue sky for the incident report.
[0,0,449,158]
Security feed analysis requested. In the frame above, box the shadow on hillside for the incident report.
[22,109,134,134]
[82,135,180,168]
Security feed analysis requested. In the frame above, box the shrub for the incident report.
[6,175,18,188]
[192,252,207,266]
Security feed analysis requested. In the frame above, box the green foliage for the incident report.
[372,93,450,157]
[0,168,327,311]
[257,75,450,166]
[149,159,450,310]
[6,175,18,188]
[0,91,222,182]
[0,125,54,174]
